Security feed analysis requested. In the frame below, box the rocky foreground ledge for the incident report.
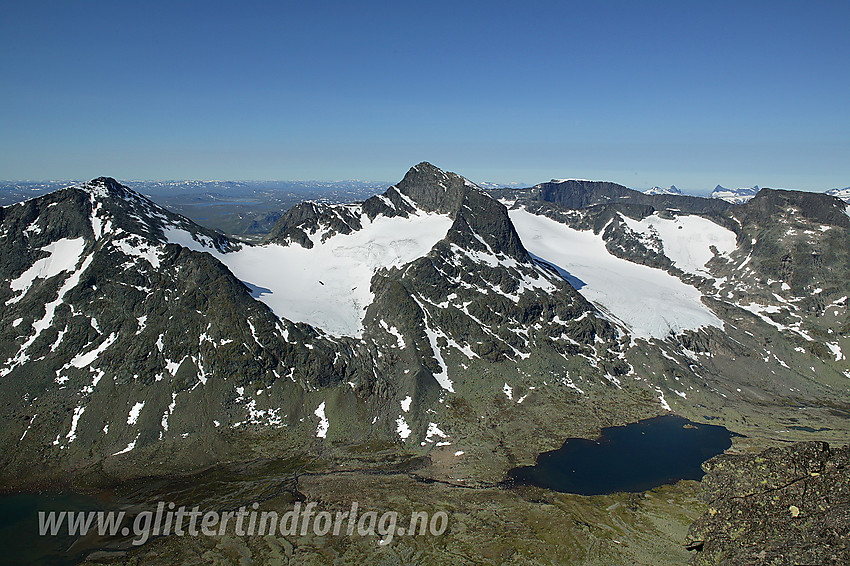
[686,441,849,565]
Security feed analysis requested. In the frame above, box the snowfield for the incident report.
[620,212,738,276]
[172,211,453,337]
[509,208,724,340]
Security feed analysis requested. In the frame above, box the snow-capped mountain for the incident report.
[1,163,849,496]
[711,184,760,204]
[474,181,528,190]
[488,179,850,423]
[643,185,682,196]
[0,178,346,482]
[826,187,850,203]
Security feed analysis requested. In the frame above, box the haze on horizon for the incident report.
[1,1,848,194]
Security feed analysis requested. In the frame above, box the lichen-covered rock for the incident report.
[685,441,850,565]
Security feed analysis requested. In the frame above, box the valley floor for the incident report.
[81,467,705,566]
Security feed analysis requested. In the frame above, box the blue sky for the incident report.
[1,1,848,193]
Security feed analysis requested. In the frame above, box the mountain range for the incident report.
[1,163,848,563]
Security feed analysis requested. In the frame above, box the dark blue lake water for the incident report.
[505,415,734,495]
[0,491,111,566]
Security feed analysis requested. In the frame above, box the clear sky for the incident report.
[1,1,848,193]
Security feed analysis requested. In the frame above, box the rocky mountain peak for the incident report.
[394,162,477,214]
[86,176,124,193]
[0,176,235,262]
[76,177,153,207]
[264,162,496,248]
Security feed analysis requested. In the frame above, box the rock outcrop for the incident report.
[686,441,850,565]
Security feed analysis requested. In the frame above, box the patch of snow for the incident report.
[164,357,181,376]
[161,393,177,432]
[825,187,850,203]
[245,399,283,427]
[826,342,845,361]
[314,401,329,438]
[19,414,37,441]
[396,415,412,440]
[739,302,814,341]
[66,406,85,443]
[655,388,672,411]
[69,332,117,369]
[380,320,407,348]
[561,373,585,394]
[246,319,263,347]
[24,221,42,236]
[400,396,412,412]
[162,226,216,250]
[112,433,140,456]
[425,422,447,442]
[127,401,145,425]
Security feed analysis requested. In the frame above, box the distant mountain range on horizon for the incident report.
[5,179,847,200]
[639,183,850,204]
